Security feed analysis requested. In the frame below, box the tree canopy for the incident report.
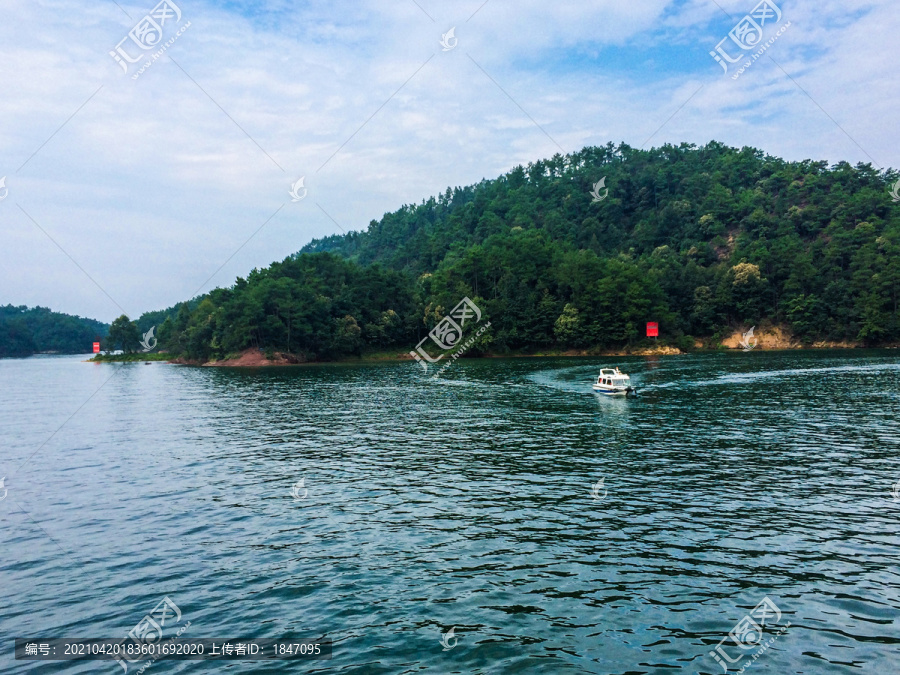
[140,141,900,361]
[106,315,142,353]
[0,305,108,358]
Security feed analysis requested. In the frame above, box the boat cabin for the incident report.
[597,368,629,386]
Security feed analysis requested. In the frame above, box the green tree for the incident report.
[554,304,581,345]
[106,315,141,353]
[334,315,363,355]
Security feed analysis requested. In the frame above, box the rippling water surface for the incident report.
[2,350,900,674]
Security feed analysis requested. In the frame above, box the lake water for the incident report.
[1,350,899,674]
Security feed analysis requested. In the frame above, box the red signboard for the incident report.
[93,342,101,353]
[646,322,659,337]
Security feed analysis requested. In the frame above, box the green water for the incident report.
[1,350,899,673]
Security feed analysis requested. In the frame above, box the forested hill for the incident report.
[305,141,899,342]
[0,305,108,357]
[139,141,899,362]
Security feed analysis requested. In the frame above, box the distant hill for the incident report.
[140,141,900,362]
[0,305,108,357]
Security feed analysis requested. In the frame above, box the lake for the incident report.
[1,350,899,673]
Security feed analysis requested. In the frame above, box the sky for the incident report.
[0,0,897,323]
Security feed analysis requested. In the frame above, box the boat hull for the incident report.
[592,385,635,396]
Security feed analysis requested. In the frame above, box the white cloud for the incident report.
[0,0,897,322]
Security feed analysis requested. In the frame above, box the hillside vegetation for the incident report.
[130,142,899,362]
[0,305,108,357]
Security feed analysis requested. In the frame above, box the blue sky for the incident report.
[0,0,896,322]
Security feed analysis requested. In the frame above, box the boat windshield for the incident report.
[599,377,629,385]
[598,369,630,385]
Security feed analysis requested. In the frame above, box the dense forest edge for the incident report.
[0,305,108,358]
[43,141,900,363]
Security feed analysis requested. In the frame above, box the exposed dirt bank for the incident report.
[153,330,890,368]
[718,325,863,351]
[201,349,306,367]
[720,325,799,350]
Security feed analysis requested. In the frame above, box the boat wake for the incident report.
[690,362,900,388]
[525,360,900,395]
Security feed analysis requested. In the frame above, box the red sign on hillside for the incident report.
[646,322,659,338]
[93,342,101,353]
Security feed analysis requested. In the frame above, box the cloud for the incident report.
[0,0,897,322]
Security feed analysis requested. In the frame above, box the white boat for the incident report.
[592,367,636,396]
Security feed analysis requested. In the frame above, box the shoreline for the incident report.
[86,341,896,367]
